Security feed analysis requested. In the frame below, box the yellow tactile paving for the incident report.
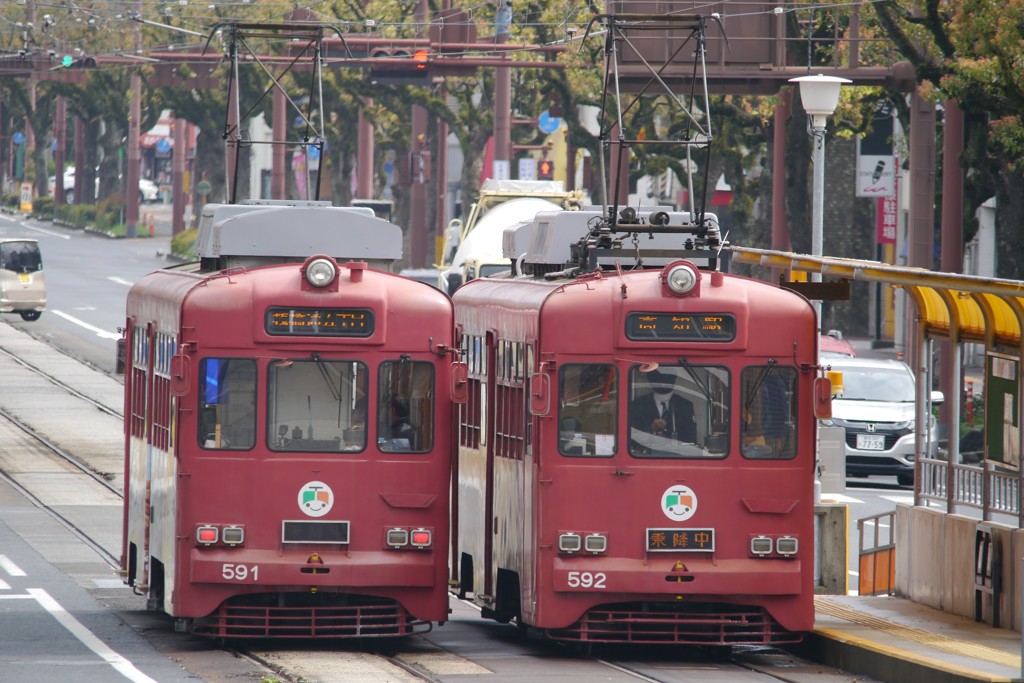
[815,596,1021,669]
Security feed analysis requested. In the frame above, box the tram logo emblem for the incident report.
[298,481,334,518]
[661,485,697,521]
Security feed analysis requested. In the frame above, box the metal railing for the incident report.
[917,457,1022,525]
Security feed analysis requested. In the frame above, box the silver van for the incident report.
[821,356,943,487]
[0,238,46,321]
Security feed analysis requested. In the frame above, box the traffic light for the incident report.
[369,47,430,86]
[537,158,554,180]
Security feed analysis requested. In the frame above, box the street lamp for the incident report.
[789,73,851,330]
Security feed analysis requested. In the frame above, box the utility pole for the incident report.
[126,0,142,237]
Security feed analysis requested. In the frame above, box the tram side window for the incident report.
[377,360,434,453]
[267,359,368,452]
[628,365,730,459]
[740,365,798,459]
[558,364,617,457]
[199,358,257,450]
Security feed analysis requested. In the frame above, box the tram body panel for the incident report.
[454,264,818,643]
[123,257,456,636]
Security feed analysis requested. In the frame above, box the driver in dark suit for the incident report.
[630,369,696,443]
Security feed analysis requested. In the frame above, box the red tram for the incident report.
[120,202,463,638]
[452,208,829,644]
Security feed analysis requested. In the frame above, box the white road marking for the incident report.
[820,493,863,504]
[19,222,72,239]
[0,578,10,590]
[0,555,26,576]
[51,310,121,340]
[107,277,134,287]
[28,588,158,683]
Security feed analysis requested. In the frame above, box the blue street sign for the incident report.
[156,138,171,154]
[538,110,562,135]
[12,132,24,145]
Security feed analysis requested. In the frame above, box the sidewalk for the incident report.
[802,595,1022,683]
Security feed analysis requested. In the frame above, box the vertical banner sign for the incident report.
[19,183,32,213]
[876,166,898,244]
[985,352,1019,470]
[856,108,896,197]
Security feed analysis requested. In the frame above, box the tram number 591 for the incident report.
[566,571,606,589]
[222,563,259,581]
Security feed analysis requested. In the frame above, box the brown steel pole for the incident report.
[905,91,936,370]
[410,106,428,266]
[357,100,374,199]
[272,88,286,199]
[126,0,142,237]
[494,3,512,176]
[74,117,85,205]
[172,113,186,236]
[54,97,66,206]
[938,100,965,428]
[435,91,449,263]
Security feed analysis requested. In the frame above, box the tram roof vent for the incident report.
[195,203,401,268]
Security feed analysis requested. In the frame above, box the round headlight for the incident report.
[305,258,337,288]
[666,264,698,295]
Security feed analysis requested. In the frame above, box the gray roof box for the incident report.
[195,200,401,270]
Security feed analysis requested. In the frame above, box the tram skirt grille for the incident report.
[190,597,431,639]
[545,603,801,645]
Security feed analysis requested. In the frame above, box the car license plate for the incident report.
[857,433,885,450]
[18,273,29,284]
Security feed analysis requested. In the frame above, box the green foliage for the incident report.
[2,193,17,209]
[32,196,54,220]
[172,227,197,260]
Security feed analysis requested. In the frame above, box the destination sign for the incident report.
[265,307,374,337]
[626,313,736,341]
[646,527,715,552]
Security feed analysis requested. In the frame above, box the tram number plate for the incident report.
[856,434,885,451]
[222,563,259,581]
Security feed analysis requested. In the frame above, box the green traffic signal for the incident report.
[61,55,73,67]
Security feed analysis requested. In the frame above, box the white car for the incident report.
[48,168,160,204]
[820,357,944,487]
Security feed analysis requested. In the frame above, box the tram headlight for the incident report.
[305,257,337,288]
[221,526,245,546]
[665,263,698,295]
[584,534,607,554]
[386,528,409,548]
[750,535,773,557]
[776,536,799,556]
[558,533,582,553]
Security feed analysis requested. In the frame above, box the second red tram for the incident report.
[121,202,464,638]
[452,208,828,644]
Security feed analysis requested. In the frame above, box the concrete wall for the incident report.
[895,503,1023,630]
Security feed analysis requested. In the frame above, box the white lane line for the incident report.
[28,588,158,683]
[0,593,32,599]
[107,277,134,287]
[0,555,26,576]
[51,310,121,340]
[19,222,72,239]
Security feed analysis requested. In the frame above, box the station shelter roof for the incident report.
[728,247,1024,350]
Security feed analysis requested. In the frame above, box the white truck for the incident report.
[438,179,583,294]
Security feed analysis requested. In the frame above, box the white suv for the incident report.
[820,357,943,487]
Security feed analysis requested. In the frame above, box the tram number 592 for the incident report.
[566,571,606,589]
[222,563,259,581]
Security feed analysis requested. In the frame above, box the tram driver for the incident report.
[630,369,696,448]
[379,394,416,451]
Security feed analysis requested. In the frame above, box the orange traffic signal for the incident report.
[538,159,554,180]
